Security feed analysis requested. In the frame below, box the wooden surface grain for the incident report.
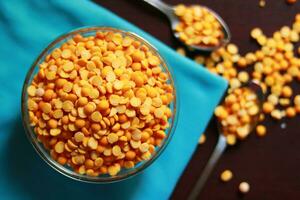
[93,0,300,199]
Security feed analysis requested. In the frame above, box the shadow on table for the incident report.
[4,114,142,200]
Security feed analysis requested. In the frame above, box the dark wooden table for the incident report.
[94,0,300,199]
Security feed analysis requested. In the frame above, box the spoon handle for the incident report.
[142,0,175,19]
[188,134,227,200]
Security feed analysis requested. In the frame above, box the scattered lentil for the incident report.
[256,125,266,137]
[286,0,297,4]
[239,182,250,194]
[198,134,206,144]
[259,0,266,7]
[220,170,233,182]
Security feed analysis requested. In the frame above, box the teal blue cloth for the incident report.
[0,0,227,199]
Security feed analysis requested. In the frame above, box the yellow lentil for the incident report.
[256,125,266,137]
[220,170,233,182]
[239,182,250,194]
[198,134,206,144]
[54,141,65,154]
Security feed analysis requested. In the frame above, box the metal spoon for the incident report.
[142,0,231,52]
[188,81,265,200]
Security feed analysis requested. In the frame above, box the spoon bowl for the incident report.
[217,80,265,136]
[143,0,231,52]
[188,81,264,200]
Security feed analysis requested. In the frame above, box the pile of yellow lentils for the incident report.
[215,88,260,145]
[174,4,224,47]
[190,12,300,195]
[27,30,174,177]
[173,0,300,194]
[179,14,300,145]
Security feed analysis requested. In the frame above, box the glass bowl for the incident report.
[21,27,178,183]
